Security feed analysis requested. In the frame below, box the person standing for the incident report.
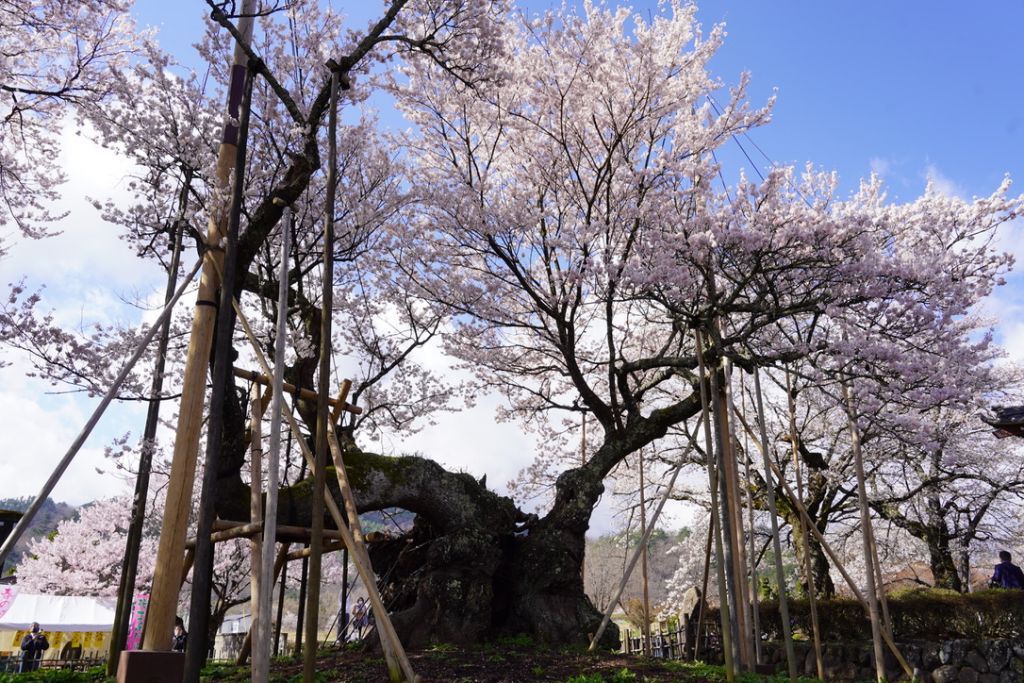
[172,616,188,652]
[351,598,367,639]
[990,550,1024,589]
[20,622,49,672]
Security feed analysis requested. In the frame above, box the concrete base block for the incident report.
[116,650,185,683]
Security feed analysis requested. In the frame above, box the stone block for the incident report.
[965,649,989,673]
[942,640,968,665]
[932,665,959,683]
[985,639,1012,672]
[922,642,943,670]
[959,666,979,683]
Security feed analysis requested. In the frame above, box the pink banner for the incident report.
[0,586,16,621]
[124,593,149,651]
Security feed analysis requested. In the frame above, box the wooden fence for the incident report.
[621,617,721,662]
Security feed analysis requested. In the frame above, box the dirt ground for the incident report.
[231,644,734,682]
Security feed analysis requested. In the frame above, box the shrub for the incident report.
[0,667,109,683]
[754,588,1024,641]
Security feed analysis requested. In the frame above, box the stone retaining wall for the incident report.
[759,638,1024,682]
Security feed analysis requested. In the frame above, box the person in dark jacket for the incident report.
[990,550,1024,589]
[20,622,49,672]
[172,616,188,652]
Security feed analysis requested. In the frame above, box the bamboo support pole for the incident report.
[841,379,887,683]
[694,330,736,682]
[234,368,362,415]
[226,283,416,683]
[0,257,203,574]
[248,385,265,675]
[254,203,291,683]
[731,405,915,679]
[785,372,824,680]
[587,454,687,651]
[750,368,798,681]
[145,0,257,654]
[237,543,290,667]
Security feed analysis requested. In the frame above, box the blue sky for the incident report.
[4,2,1022,533]
[135,1,1024,198]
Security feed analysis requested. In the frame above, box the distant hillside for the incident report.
[360,508,415,534]
[0,497,78,575]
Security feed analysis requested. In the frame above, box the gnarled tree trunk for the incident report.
[216,448,618,649]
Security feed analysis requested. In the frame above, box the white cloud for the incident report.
[924,163,966,198]
[0,354,140,505]
[869,157,891,177]
[0,120,154,506]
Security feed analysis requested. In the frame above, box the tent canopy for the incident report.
[0,592,116,632]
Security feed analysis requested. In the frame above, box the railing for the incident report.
[620,618,721,662]
[0,655,104,673]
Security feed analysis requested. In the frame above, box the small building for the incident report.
[983,405,1024,439]
[0,590,115,670]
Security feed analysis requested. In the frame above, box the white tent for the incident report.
[0,593,116,632]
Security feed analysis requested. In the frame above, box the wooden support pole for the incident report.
[325,427,409,680]
[714,363,752,669]
[785,371,824,681]
[638,453,652,656]
[287,541,345,561]
[693,511,714,660]
[188,521,344,547]
[581,414,587,582]
[720,362,753,667]
[108,175,192,676]
[750,368,798,681]
[186,55,253,669]
[304,69,338,683]
[841,379,887,683]
[742,436,762,665]
[145,0,257,654]
[235,368,362,415]
[181,549,195,589]
[867,510,895,637]
[730,368,762,665]
[587,454,687,651]
[732,402,915,679]
[186,522,263,548]
[694,330,736,682]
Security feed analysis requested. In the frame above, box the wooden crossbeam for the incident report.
[233,368,362,415]
[185,521,345,548]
